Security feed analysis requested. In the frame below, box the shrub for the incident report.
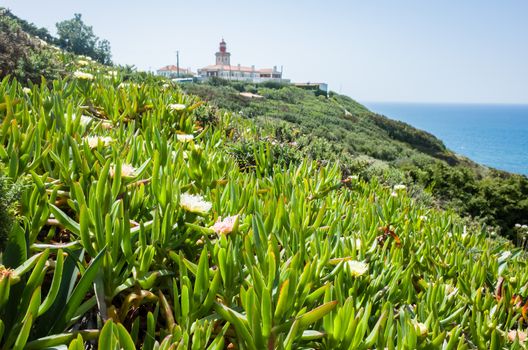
[0,10,61,82]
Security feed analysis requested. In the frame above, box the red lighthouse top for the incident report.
[219,38,226,53]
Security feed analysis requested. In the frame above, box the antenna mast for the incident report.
[176,50,180,78]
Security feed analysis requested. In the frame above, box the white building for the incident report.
[156,65,194,78]
[198,39,288,83]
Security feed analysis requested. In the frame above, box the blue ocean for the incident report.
[364,102,528,176]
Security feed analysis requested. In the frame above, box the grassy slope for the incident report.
[1,13,528,349]
[183,81,528,240]
[0,59,528,349]
[184,81,456,167]
[1,59,527,349]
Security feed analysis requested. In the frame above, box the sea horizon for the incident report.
[363,101,528,176]
[362,100,528,107]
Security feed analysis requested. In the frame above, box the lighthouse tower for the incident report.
[215,38,231,66]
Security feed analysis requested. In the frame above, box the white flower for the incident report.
[393,184,406,191]
[108,70,118,77]
[461,226,468,240]
[390,191,398,197]
[118,82,139,89]
[22,87,31,94]
[85,136,113,149]
[211,215,238,234]
[81,116,94,126]
[355,238,362,249]
[515,223,522,228]
[419,215,428,221]
[100,121,113,130]
[345,260,368,277]
[522,224,528,229]
[180,193,212,214]
[348,175,359,180]
[110,163,137,178]
[73,71,94,80]
[176,134,194,142]
[412,320,428,336]
[169,103,186,111]
[69,114,94,126]
[77,60,89,66]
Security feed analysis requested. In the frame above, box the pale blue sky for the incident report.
[3,0,527,103]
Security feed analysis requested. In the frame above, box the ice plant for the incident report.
[176,134,194,142]
[118,82,139,89]
[180,193,212,214]
[101,120,113,129]
[73,71,94,80]
[85,136,113,149]
[3,51,528,349]
[79,55,93,61]
[508,330,527,343]
[211,215,238,234]
[69,113,94,126]
[110,163,137,178]
[169,103,186,111]
[412,320,428,337]
[345,260,368,277]
[0,265,17,282]
[355,238,362,249]
[393,184,406,191]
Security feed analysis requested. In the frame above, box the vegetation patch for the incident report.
[184,79,528,241]
[0,52,526,349]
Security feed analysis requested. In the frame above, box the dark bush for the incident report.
[0,9,61,82]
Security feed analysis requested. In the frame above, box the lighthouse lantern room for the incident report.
[215,38,231,66]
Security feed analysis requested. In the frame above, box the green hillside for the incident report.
[0,52,527,350]
[183,80,528,241]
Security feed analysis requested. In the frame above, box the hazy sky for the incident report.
[3,0,528,103]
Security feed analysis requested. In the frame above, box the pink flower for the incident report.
[508,330,527,343]
[211,215,238,235]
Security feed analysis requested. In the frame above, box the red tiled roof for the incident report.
[199,65,276,74]
[158,65,192,73]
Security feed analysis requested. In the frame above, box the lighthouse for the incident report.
[198,38,287,82]
[215,38,231,66]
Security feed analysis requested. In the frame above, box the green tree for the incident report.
[56,13,112,64]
